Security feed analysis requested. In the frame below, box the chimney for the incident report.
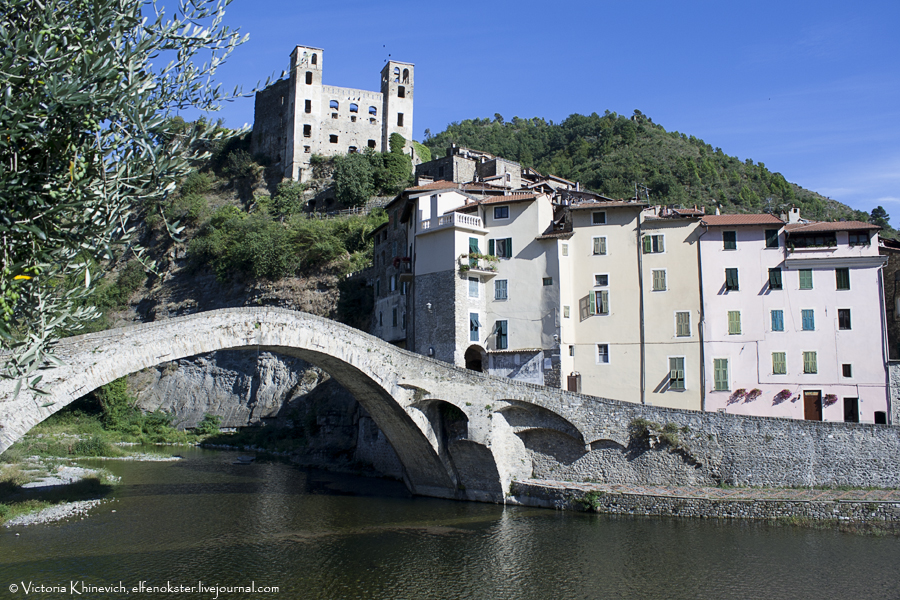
[788,207,801,224]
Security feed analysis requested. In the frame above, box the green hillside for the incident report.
[424,111,871,223]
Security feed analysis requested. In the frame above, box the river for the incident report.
[1,447,899,599]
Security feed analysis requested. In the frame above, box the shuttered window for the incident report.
[592,237,607,255]
[728,311,741,335]
[652,269,666,291]
[768,268,782,290]
[488,238,512,258]
[772,352,787,375]
[799,269,813,290]
[669,357,685,390]
[496,320,508,350]
[771,309,784,332]
[836,268,850,290]
[723,231,737,250]
[642,235,664,253]
[592,290,609,315]
[803,351,817,374]
[725,268,739,291]
[675,312,690,337]
[714,359,729,391]
[765,229,780,248]
[801,309,814,331]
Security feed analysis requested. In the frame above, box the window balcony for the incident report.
[418,212,485,235]
[458,253,498,277]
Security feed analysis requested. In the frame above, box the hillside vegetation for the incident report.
[425,111,874,223]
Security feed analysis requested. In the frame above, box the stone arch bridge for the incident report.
[4,308,900,500]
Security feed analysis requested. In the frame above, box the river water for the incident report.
[1,446,899,599]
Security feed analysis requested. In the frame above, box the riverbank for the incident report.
[510,479,900,534]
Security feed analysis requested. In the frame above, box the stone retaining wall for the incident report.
[510,481,900,523]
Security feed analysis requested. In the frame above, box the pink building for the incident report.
[699,209,889,423]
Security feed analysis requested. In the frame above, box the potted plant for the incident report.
[823,393,838,407]
[745,388,762,402]
[773,389,792,405]
[728,388,747,405]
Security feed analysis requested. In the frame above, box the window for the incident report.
[836,268,850,290]
[402,312,407,330]
[390,275,396,292]
[838,309,851,330]
[303,124,311,138]
[563,306,570,318]
[772,352,787,375]
[562,243,569,257]
[592,237,607,255]
[369,106,377,116]
[799,269,813,290]
[642,234,664,253]
[311,53,317,65]
[400,281,408,296]
[392,241,398,257]
[494,279,508,300]
[496,320,508,350]
[725,268,739,291]
[771,309,784,331]
[765,229,780,248]
[304,146,311,153]
[842,364,853,378]
[676,312,691,337]
[723,231,737,250]
[304,99,311,113]
[375,279,380,297]
[402,68,410,83]
[669,357,685,390]
[468,277,479,298]
[713,359,729,391]
[592,212,606,225]
[801,309,815,331]
[844,398,859,423]
[652,269,666,291]
[768,268,782,290]
[594,274,609,287]
[569,345,575,356]
[803,351,817,374]
[849,232,870,246]
[590,290,609,315]
[349,103,358,113]
[329,134,338,144]
[728,311,741,335]
[392,308,398,327]
[469,313,480,342]
[493,206,509,220]
[597,344,609,364]
[305,71,312,85]
[329,100,339,110]
[398,85,405,98]
[397,113,404,126]
[542,277,553,286]
[368,139,376,149]
[489,238,512,258]
[790,233,836,248]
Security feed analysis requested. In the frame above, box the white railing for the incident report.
[419,212,484,232]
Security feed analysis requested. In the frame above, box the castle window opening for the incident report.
[351,116,357,122]
[403,68,409,83]
[303,146,310,153]
[369,106,377,116]
[397,113,404,126]
[368,139,377,148]
[393,66,400,83]
[303,124,311,138]
[305,71,312,85]
[369,118,376,124]
[329,134,338,144]
[398,86,405,98]
[329,100,339,110]
[350,103,358,112]
[332,113,338,119]
[304,99,311,113]
[311,53,317,65]
[349,146,357,153]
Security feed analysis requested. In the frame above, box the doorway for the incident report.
[464,346,485,373]
[843,398,859,423]
[803,390,822,421]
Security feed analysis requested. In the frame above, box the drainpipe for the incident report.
[877,260,891,423]
[636,210,646,404]
[697,225,708,411]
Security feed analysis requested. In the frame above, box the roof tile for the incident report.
[700,214,785,226]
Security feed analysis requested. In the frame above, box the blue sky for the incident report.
[185,0,899,216]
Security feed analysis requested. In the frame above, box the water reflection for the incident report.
[1,447,898,599]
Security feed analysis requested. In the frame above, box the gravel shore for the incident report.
[4,499,108,527]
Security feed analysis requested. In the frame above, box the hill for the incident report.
[424,111,873,224]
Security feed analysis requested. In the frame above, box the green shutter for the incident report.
[589,290,596,315]
[799,269,813,290]
[728,311,741,335]
[488,239,495,256]
[669,357,685,390]
[772,352,786,375]
[836,268,850,290]
[803,351,817,374]
[658,236,665,253]
[653,270,666,291]
[769,268,782,289]
[505,238,512,258]
[469,237,479,254]
[676,312,690,337]
[598,290,609,314]
[714,359,729,391]
[643,235,651,254]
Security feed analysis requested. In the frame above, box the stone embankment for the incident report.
[510,479,900,525]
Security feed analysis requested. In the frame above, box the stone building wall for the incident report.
[250,79,291,166]
[412,271,458,362]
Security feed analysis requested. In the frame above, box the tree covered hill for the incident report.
[424,111,872,223]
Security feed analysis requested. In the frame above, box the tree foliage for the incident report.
[425,111,871,222]
[0,0,250,391]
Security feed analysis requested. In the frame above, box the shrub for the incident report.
[271,181,307,220]
[180,170,213,196]
[333,153,375,207]
[224,149,257,179]
[195,413,223,436]
[72,435,113,457]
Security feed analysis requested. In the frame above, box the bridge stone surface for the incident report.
[2,308,900,502]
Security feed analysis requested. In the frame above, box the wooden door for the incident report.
[567,374,580,393]
[803,391,822,421]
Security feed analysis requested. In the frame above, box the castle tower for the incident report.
[289,46,324,181]
[381,61,414,151]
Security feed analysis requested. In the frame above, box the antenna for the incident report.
[634,182,650,202]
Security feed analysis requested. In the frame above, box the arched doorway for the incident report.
[464,345,486,372]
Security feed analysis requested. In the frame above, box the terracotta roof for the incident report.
[700,214,784,227]
[784,221,880,233]
[535,230,574,240]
